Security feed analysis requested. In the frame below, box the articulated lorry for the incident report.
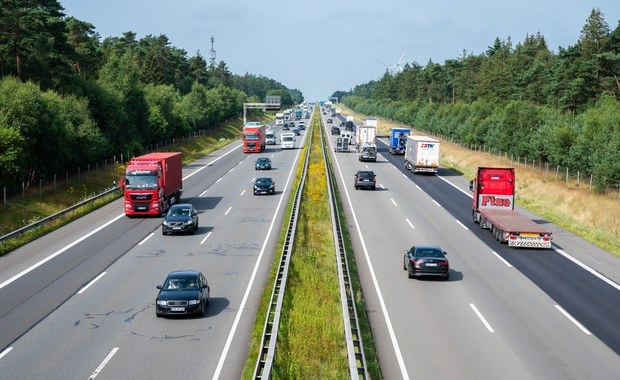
[404,136,440,174]
[388,127,410,154]
[122,152,183,216]
[470,167,552,248]
[242,122,267,153]
[356,118,377,161]
[275,112,285,126]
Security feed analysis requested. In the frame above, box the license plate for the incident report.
[521,233,540,237]
[173,227,182,230]
[171,307,185,312]
[425,263,438,267]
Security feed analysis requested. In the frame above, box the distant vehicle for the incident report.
[283,123,290,130]
[275,112,285,126]
[358,143,377,162]
[255,157,272,170]
[156,270,210,317]
[294,107,302,120]
[327,118,333,123]
[280,132,296,149]
[403,245,449,280]
[340,131,353,144]
[353,170,376,190]
[161,203,198,235]
[253,177,276,195]
[335,137,343,152]
[298,121,306,130]
[265,131,276,145]
[388,128,410,155]
[404,136,440,173]
[331,126,341,135]
[292,127,301,136]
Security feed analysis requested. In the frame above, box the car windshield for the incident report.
[256,178,272,185]
[416,249,443,258]
[164,277,198,290]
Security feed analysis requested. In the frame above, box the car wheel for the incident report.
[403,258,407,270]
[444,273,450,281]
[408,270,414,279]
[372,186,376,191]
[156,312,162,318]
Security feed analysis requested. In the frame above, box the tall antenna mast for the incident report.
[208,35,216,66]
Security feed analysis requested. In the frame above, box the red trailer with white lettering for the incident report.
[470,167,552,248]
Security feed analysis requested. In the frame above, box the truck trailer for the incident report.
[122,152,183,216]
[470,167,552,248]
[388,127,410,154]
[242,122,267,153]
[404,136,440,173]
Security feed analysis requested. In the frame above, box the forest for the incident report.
[0,0,302,195]
[336,9,620,193]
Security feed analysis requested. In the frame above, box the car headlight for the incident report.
[184,220,194,226]
[162,221,171,227]
[188,299,200,305]
[157,300,168,306]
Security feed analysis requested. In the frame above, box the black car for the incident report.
[331,126,341,135]
[253,177,276,195]
[353,170,376,190]
[156,270,210,317]
[403,245,449,280]
[326,118,333,123]
[283,123,290,130]
[162,204,198,235]
[255,157,272,170]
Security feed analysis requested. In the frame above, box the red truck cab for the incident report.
[242,122,266,153]
[122,152,183,216]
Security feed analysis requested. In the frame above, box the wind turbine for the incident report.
[376,59,397,74]
[393,50,406,73]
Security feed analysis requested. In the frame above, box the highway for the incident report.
[1,108,619,379]
[0,118,309,379]
[322,111,620,379]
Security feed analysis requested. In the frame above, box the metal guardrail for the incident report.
[253,115,312,379]
[321,116,368,379]
[0,186,120,244]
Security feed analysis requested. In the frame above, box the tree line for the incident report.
[336,9,620,192]
[0,0,302,194]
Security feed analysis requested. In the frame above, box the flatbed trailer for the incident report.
[477,209,552,248]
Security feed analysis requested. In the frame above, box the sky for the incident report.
[59,1,620,102]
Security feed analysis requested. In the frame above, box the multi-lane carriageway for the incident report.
[0,111,619,379]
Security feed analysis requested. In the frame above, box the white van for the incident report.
[280,132,296,149]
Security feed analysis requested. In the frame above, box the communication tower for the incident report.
[208,36,216,66]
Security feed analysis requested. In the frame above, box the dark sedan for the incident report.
[156,270,210,317]
[162,203,198,235]
[255,157,272,170]
[403,245,449,280]
[331,126,341,135]
[354,170,376,190]
[253,177,276,195]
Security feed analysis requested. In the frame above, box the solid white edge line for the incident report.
[469,303,495,332]
[437,175,620,292]
[333,136,411,379]
[554,305,592,335]
[138,232,154,245]
[200,231,212,245]
[0,214,124,291]
[78,271,107,294]
[432,199,442,207]
[0,347,13,360]
[212,136,303,379]
[88,347,119,379]
[491,251,513,268]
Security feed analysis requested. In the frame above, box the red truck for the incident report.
[121,152,183,216]
[470,167,552,248]
[242,122,267,153]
